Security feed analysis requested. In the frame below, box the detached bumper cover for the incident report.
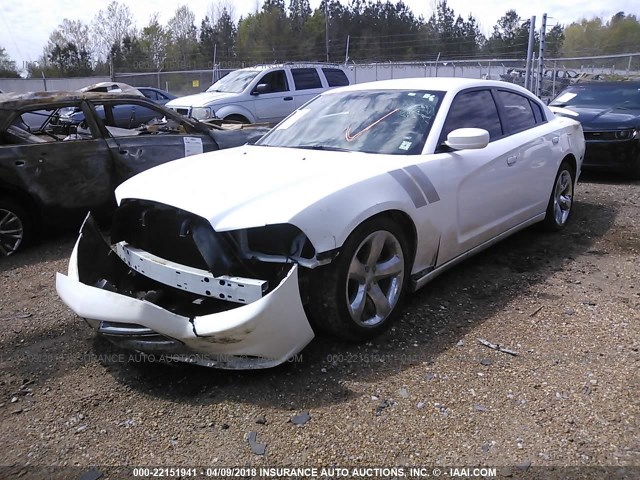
[56,229,315,370]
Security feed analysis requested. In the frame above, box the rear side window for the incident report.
[530,100,546,123]
[441,89,503,142]
[291,68,322,90]
[497,90,536,132]
[322,68,349,87]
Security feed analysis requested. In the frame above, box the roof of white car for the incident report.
[328,77,533,96]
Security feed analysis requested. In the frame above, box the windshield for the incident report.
[551,84,640,109]
[258,89,444,155]
[206,69,260,93]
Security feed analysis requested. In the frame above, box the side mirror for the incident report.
[252,84,270,95]
[444,128,490,150]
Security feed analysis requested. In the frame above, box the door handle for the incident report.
[506,154,519,166]
[15,160,25,167]
[119,149,127,154]
[283,97,293,101]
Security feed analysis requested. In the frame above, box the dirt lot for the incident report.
[0,173,638,479]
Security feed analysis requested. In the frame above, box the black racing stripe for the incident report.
[389,169,427,208]
[404,165,440,203]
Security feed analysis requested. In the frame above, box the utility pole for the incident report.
[536,13,547,97]
[325,1,330,62]
[345,35,350,65]
[212,44,217,84]
[524,16,536,91]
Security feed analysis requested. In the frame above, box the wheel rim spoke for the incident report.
[0,212,11,228]
[368,283,391,319]
[555,202,563,224]
[365,231,386,268]
[374,255,403,281]
[348,257,367,283]
[349,286,367,320]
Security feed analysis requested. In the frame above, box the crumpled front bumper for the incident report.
[56,223,315,370]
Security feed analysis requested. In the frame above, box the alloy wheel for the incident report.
[345,230,405,327]
[0,208,24,256]
[553,170,573,226]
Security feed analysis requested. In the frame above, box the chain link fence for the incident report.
[109,52,638,98]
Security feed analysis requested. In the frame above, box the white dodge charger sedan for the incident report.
[56,78,585,369]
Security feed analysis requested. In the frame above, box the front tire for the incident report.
[223,114,250,125]
[542,161,575,231]
[309,217,410,341]
[0,197,32,256]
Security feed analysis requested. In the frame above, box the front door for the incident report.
[252,70,295,123]
[433,88,520,262]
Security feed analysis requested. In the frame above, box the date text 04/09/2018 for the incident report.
[132,466,498,478]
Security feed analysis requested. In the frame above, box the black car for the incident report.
[0,91,267,256]
[549,82,640,177]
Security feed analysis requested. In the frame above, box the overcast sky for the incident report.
[1,0,637,69]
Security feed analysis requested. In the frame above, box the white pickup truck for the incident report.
[166,63,350,125]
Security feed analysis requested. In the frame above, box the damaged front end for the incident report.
[56,200,319,369]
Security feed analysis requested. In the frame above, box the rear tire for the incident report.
[0,197,32,256]
[308,217,410,341]
[542,161,575,231]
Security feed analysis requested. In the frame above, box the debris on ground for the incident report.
[246,431,266,455]
[290,411,311,425]
[477,338,519,356]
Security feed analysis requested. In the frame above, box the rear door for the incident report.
[494,89,557,218]
[292,67,327,109]
[88,99,218,184]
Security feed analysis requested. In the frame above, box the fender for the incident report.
[214,104,257,123]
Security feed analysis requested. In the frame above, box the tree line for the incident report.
[0,0,638,78]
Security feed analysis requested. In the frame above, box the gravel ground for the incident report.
[0,173,638,479]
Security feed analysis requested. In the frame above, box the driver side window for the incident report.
[258,71,289,93]
[440,90,503,144]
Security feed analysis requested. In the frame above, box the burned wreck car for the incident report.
[0,91,267,256]
[56,78,585,369]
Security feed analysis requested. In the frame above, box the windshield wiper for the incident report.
[290,145,351,152]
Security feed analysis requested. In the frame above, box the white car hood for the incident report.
[166,91,238,108]
[115,145,405,234]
